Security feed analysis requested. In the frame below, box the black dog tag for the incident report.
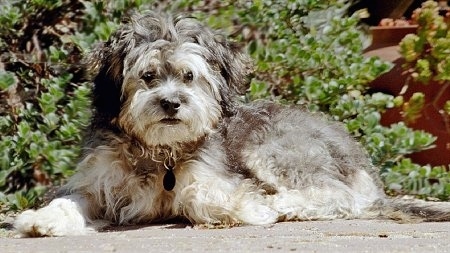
[163,167,176,191]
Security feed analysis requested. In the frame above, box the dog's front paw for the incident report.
[235,201,279,225]
[14,198,91,237]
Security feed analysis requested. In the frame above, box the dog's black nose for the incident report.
[160,99,180,116]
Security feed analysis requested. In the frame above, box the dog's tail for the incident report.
[370,197,450,222]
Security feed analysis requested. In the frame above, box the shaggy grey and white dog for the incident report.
[15,12,450,237]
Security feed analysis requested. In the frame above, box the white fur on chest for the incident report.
[63,139,269,225]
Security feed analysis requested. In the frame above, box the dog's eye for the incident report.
[141,71,156,82]
[183,71,193,82]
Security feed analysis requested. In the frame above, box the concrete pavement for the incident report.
[1,219,449,252]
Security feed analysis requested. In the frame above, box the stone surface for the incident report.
[1,219,450,252]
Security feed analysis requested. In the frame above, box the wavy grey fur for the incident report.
[14,11,450,238]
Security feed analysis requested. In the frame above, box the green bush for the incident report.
[397,1,450,123]
[0,0,448,214]
[383,159,450,200]
[106,0,450,200]
[187,0,448,199]
[0,0,91,211]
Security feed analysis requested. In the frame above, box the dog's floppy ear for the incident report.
[185,21,253,114]
[209,36,254,115]
[174,15,253,97]
[86,25,136,128]
[213,36,254,96]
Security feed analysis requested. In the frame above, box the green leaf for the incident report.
[0,71,17,90]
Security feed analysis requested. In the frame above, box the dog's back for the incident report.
[223,101,450,222]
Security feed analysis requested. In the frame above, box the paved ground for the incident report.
[1,219,449,253]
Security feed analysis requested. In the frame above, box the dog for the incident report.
[15,11,450,237]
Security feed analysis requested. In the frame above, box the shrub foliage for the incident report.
[0,0,448,212]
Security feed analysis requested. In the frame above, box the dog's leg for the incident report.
[176,168,279,226]
[263,170,383,221]
[14,194,92,237]
[232,188,280,225]
[179,185,279,225]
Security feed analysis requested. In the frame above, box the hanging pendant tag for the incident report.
[163,155,176,191]
[163,167,176,191]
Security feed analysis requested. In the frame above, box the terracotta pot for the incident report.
[365,27,450,166]
[366,26,417,52]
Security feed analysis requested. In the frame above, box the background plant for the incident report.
[188,0,449,200]
[0,0,91,211]
[0,0,448,215]
[399,0,450,123]
[400,1,450,84]
[191,0,450,199]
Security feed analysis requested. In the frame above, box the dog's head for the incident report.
[88,12,252,147]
